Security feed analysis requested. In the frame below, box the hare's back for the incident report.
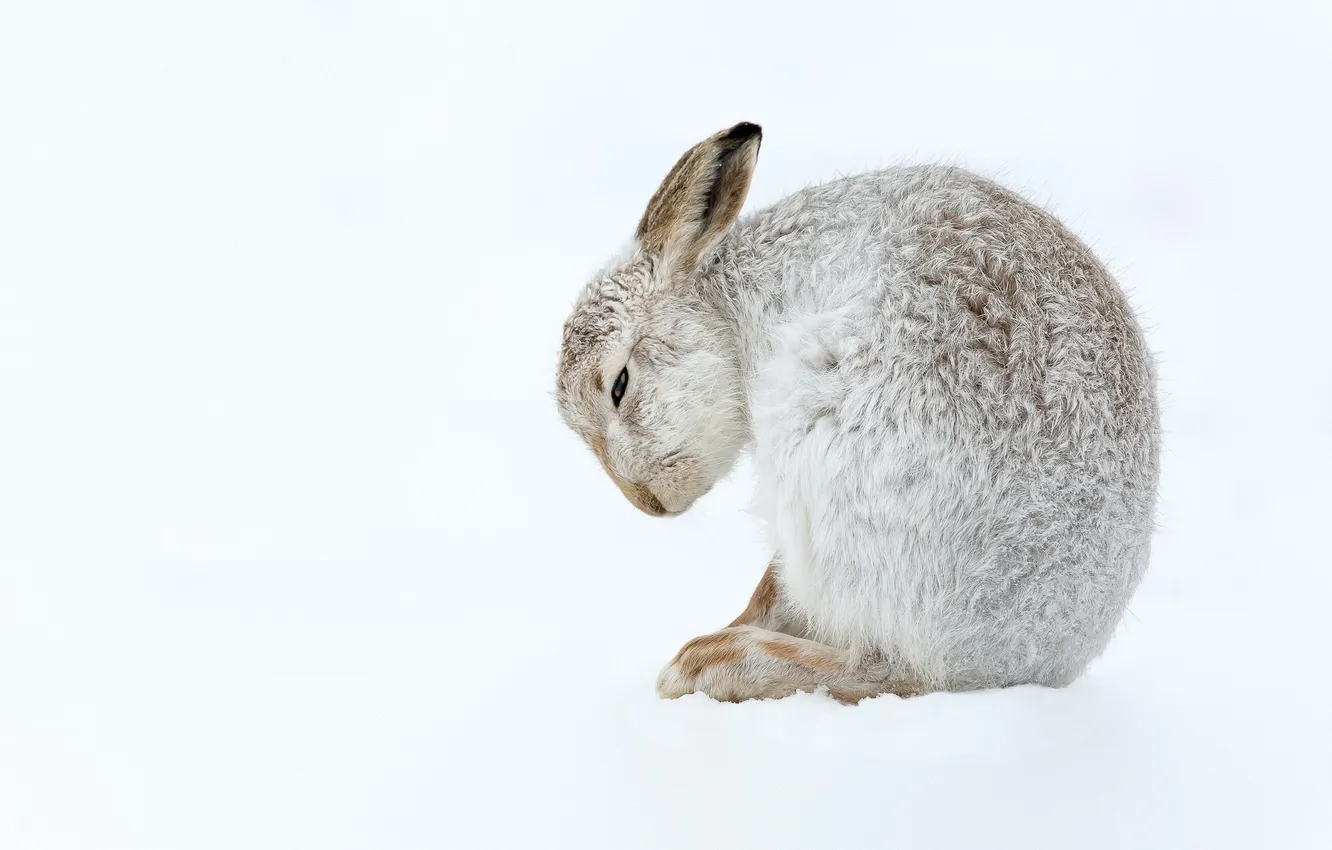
[749,166,1159,683]
[752,164,1155,453]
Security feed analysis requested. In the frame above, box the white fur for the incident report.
[559,141,1159,692]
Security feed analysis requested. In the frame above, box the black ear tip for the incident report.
[725,121,762,143]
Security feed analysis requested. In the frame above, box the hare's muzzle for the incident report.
[612,476,670,517]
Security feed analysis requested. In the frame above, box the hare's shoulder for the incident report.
[750,306,899,457]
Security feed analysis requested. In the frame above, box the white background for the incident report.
[2,1,1330,848]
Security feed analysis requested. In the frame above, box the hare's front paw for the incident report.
[657,626,756,701]
[657,625,851,702]
[656,626,901,703]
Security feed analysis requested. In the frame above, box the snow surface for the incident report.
[2,1,1331,848]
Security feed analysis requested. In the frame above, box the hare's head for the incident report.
[556,122,762,516]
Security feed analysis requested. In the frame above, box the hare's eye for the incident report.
[611,367,628,407]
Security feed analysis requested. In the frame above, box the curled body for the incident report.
[556,123,1159,701]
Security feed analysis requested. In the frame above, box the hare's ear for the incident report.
[636,122,761,276]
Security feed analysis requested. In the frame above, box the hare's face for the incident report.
[556,122,762,517]
[557,257,746,516]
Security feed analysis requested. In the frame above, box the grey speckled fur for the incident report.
[557,124,1159,697]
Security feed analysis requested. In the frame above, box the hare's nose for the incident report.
[637,490,668,517]
[600,462,668,516]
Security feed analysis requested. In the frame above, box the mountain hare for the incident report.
[556,123,1159,702]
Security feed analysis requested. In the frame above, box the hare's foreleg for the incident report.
[726,558,790,631]
[657,558,919,703]
[656,625,918,703]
